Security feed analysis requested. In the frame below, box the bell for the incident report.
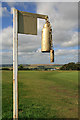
[50,49,54,62]
[41,22,51,52]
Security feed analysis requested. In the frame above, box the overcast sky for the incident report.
[0,1,79,64]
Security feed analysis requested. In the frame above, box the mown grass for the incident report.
[2,70,78,119]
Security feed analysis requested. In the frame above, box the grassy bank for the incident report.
[2,70,78,119]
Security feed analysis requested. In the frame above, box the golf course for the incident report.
[2,70,78,119]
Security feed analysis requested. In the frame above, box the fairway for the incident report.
[2,70,78,119]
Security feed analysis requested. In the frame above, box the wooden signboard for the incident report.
[18,11,37,35]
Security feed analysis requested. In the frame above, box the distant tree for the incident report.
[75,63,80,70]
[60,62,80,70]
[18,64,24,70]
[76,62,80,64]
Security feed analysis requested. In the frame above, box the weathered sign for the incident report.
[18,11,37,35]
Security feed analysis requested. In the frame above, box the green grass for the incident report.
[2,70,78,119]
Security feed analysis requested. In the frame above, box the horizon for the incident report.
[1,62,79,66]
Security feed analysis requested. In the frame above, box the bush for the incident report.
[2,67,10,70]
[18,64,24,70]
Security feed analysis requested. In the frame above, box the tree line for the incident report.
[60,62,80,70]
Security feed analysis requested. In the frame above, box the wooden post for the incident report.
[12,8,53,119]
[13,8,18,119]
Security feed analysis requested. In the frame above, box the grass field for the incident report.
[2,70,78,119]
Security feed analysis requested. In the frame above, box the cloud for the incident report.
[37,2,78,48]
[55,48,78,64]
[0,3,11,17]
[61,32,78,47]
[1,24,78,64]
[1,48,78,64]
[0,3,28,17]
[1,26,13,50]
[55,49,78,56]
[1,2,78,64]
[2,7,11,17]
[36,48,41,53]
[1,51,12,64]
[1,26,42,52]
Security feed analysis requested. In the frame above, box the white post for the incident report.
[13,8,18,119]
